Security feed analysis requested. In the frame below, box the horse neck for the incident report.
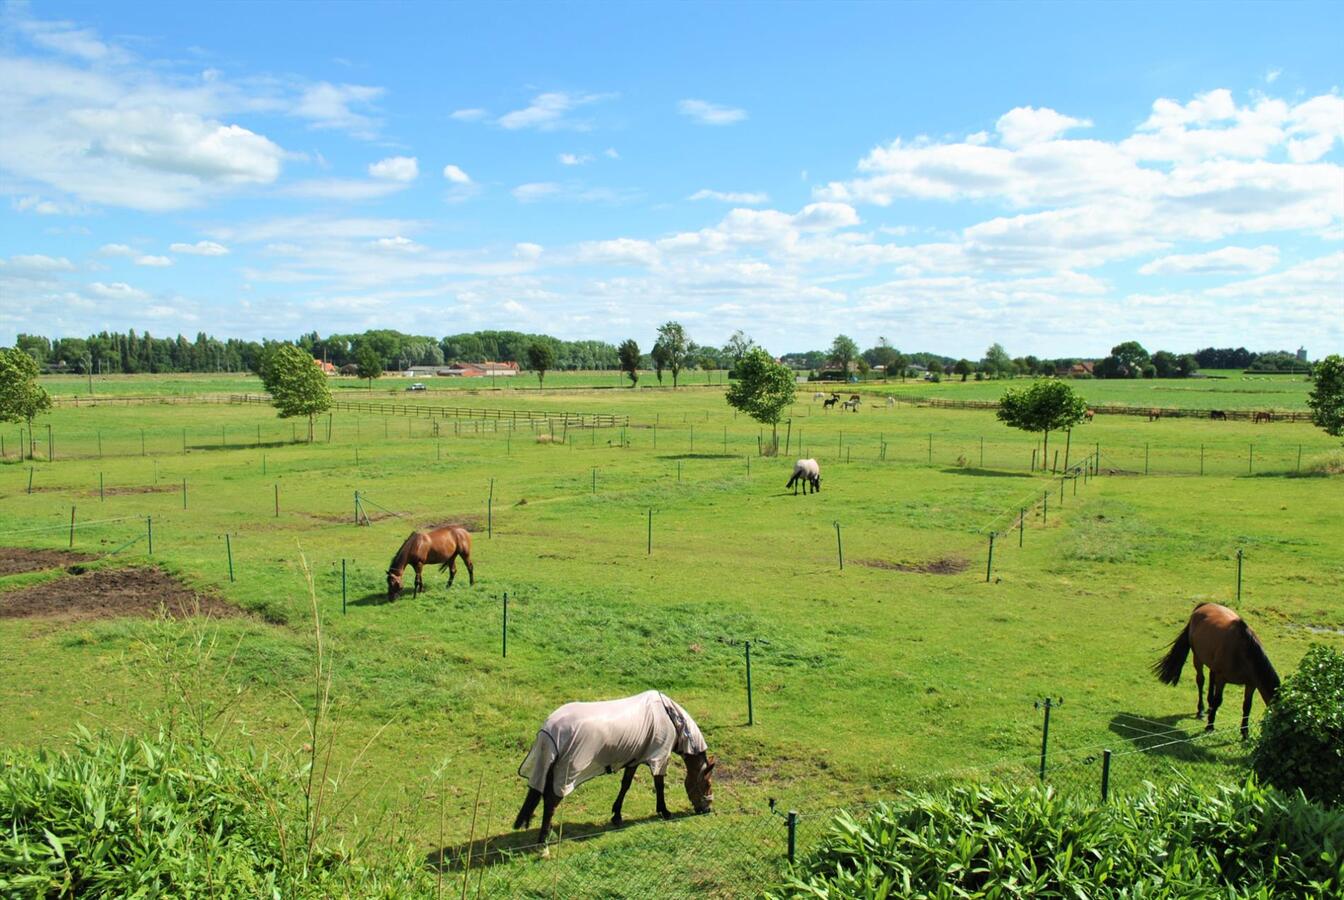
[1243,629,1281,700]
[388,535,415,574]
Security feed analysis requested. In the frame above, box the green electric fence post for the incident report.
[354,491,360,525]
[488,478,494,538]
[690,424,694,453]
[69,506,76,548]
[1200,443,1205,476]
[502,592,508,657]
[141,429,146,456]
[1236,548,1243,603]
[225,534,234,582]
[980,436,984,468]
[745,640,754,726]
[1297,445,1302,473]
[1019,508,1025,547]
[647,508,653,555]
[182,429,186,455]
[1144,443,1149,475]
[834,521,844,570]
[262,452,267,476]
[928,433,932,464]
[46,424,52,461]
[182,478,187,509]
[100,472,104,502]
[27,467,33,494]
[1248,444,1253,475]
[147,516,153,555]
[274,484,279,517]
[341,559,347,614]
[1035,697,1062,779]
[592,467,596,494]
[985,531,995,582]
[1042,491,1048,523]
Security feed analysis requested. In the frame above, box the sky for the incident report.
[1,0,1341,359]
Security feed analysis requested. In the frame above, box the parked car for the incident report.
[406,382,426,391]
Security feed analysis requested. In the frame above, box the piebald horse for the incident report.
[386,525,474,600]
[1153,602,1279,739]
[514,691,714,847]
[786,458,821,495]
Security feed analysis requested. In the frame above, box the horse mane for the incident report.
[388,532,418,574]
[1238,620,1281,697]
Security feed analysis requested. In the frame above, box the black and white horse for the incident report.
[786,458,821,494]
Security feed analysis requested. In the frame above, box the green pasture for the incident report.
[1,380,1340,895]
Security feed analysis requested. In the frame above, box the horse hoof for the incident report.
[658,809,672,821]
[1204,724,1214,732]
[610,814,623,827]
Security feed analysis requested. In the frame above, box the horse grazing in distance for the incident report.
[786,458,821,495]
[1210,410,1228,421]
[1153,602,1279,739]
[1147,408,1162,422]
[841,399,860,413]
[886,396,896,408]
[386,525,474,601]
[822,396,838,410]
[514,691,714,847]
[1254,411,1273,424]
[1083,408,1095,422]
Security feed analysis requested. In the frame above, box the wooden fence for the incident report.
[228,394,628,428]
[890,395,1313,423]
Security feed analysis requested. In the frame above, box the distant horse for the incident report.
[1083,408,1095,422]
[822,396,838,410]
[886,396,896,408]
[813,392,825,402]
[1148,409,1161,422]
[1254,411,1272,424]
[1153,602,1279,739]
[514,691,714,846]
[841,398,860,413]
[1210,410,1228,421]
[386,525,474,600]
[848,394,861,402]
[786,458,821,494]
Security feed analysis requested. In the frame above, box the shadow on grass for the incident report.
[186,440,302,453]
[1107,712,1229,761]
[350,591,393,607]
[426,810,697,872]
[939,467,1034,478]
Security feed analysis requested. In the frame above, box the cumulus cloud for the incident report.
[87,281,150,301]
[559,153,592,166]
[1139,245,1280,276]
[678,99,747,125]
[98,243,136,257]
[442,164,472,184]
[995,106,1092,147]
[369,156,419,181]
[135,255,172,267]
[689,189,769,204]
[170,241,230,256]
[6,254,75,272]
[497,91,612,130]
[293,82,384,136]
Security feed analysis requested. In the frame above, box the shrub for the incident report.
[1252,644,1344,806]
[772,781,1344,898]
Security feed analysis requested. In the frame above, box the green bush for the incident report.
[1253,644,1344,806]
[772,781,1344,898]
[0,727,426,898]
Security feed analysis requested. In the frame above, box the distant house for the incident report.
[442,361,520,377]
[314,359,337,375]
[1067,362,1095,377]
[404,365,441,377]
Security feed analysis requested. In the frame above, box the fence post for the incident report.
[342,558,347,615]
[1035,697,1061,779]
[1248,444,1253,475]
[1101,749,1112,801]
[354,491,360,525]
[1063,428,1071,472]
[1144,443,1149,475]
[1297,445,1302,473]
[100,472,104,502]
[1019,508,1025,547]
[225,534,235,582]
[1200,443,1204,476]
[27,467,34,494]
[1236,548,1243,602]
[1042,491,1048,523]
[182,478,187,509]
[834,520,844,570]
[985,531,995,582]
[274,484,279,517]
[502,592,508,658]
[786,810,798,863]
[745,640,754,726]
[47,424,52,461]
[147,516,153,555]
[647,508,653,555]
[980,436,984,468]
[927,433,932,464]
[69,506,76,548]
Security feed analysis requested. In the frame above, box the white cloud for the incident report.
[98,243,136,257]
[369,236,425,252]
[497,91,612,130]
[1265,68,1282,84]
[450,108,488,122]
[995,106,1092,147]
[604,147,620,159]
[559,153,592,166]
[509,182,637,204]
[16,16,125,62]
[12,195,84,215]
[678,99,747,125]
[281,178,409,200]
[87,281,150,301]
[689,189,769,204]
[1139,245,1280,276]
[442,164,472,184]
[135,255,172,267]
[6,254,75,273]
[293,82,384,136]
[170,240,230,256]
[513,182,561,203]
[369,156,419,181]
[514,242,544,260]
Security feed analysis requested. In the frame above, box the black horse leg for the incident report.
[611,766,637,825]
[1206,679,1223,732]
[538,791,561,846]
[1240,685,1254,741]
[1194,662,1205,719]
[464,555,474,586]
[446,557,457,588]
[653,773,671,819]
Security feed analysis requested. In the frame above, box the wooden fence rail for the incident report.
[228,394,628,427]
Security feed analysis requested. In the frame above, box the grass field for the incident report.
[2,376,1340,896]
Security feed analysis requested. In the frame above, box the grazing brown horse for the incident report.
[1153,602,1279,739]
[1147,408,1161,422]
[1210,409,1227,421]
[1083,408,1095,422]
[1254,411,1272,424]
[386,525,474,600]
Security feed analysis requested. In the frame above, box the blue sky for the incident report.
[1,0,1341,358]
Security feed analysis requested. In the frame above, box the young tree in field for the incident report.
[651,342,669,384]
[654,321,690,388]
[1308,354,1344,437]
[723,330,756,374]
[996,379,1088,470]
[618,339,641,387]
[954,359,974,382]
[829,334,859,380]
[264,343,332,442]
[526,342,555,390]
[355,343,383,392]
[725,347,797,452]
[0,347,53,459]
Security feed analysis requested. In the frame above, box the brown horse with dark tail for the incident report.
[1153,602,1279,739]
[387,525,474,600]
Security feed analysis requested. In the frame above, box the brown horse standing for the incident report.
[387,525,474,600]
[1153,602,1279,739]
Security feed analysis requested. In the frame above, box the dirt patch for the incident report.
[0,566,244,621]
[855,557,970,575]
[93,484,179,497]
[1101,468,1140,476]
[0,547,98,577]
[417,516,484,533]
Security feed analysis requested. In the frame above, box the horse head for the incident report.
[812,473,822,492]
[386,569,404,601]
[684,753,715,814]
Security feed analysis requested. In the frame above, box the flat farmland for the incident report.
[1,378,1340,895]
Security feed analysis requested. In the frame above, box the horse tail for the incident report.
[785,470,798,489]
[513,784,543,829]
[1239,620,1281,701]
[1153,623,1191,685]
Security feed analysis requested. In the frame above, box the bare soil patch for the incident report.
[0,547,98,577]
[94,484,179,496]
[855,556,970,575]
[0,566,244,621]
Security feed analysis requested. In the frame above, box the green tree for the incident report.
[526,342,554,390]
[1100,340,1150,378]
[953,359,974,382]
[725,347,797,451]
[1151,350,1178,377]
[0,347,53,459]
[355,343,383,392]
[263,344,331,442]
[1307,354,1344,437]
[1176,354,1199,377]
[723,330,756,374]
[996,380,1088,470]
[982,343,1013,379]
[618,339,641,387]
[654,322,690,388]
[651,342,669,384]
[829,334,859,379]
